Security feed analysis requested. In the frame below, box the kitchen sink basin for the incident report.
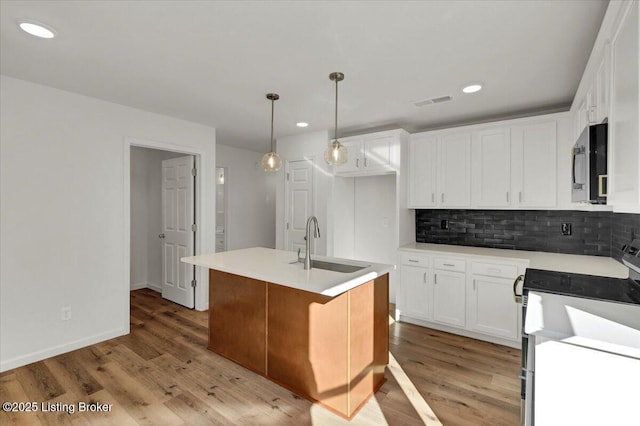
[289,258,369,273]
[310,259,369,273]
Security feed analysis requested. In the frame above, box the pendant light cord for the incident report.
[334,78,338,142]
[270,97,275,153]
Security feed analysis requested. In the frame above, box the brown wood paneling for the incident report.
[345,275,389,417]
[267,283,349,416]
[209,270,266,375]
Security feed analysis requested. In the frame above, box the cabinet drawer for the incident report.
[471,261,518,279]
[433,257,466,272]
[399,252,430,267]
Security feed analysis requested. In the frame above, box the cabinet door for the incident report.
[433,270,466,327]
[363,135,393,171]
[595,45,610,123]
[336,138,362,174]
[438,132,471,207]
[610,0,639,207]
[472,127,511,207]
[408,135,437,207]
[399,265,431,320]
[511,121,557,207]
[469,275,519,340]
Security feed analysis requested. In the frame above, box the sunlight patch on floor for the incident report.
[387,352,442,425]
[309,351,442,425]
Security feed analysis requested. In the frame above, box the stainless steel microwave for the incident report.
[571,123,608,204]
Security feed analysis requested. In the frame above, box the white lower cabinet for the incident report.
[433,269,466,327]
[400,264,432,320]
[469,275,519,340]
[398,249,526,347]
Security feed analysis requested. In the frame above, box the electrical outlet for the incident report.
[441,219,449,230]
[561,223,572,236]
[61,307,71,321]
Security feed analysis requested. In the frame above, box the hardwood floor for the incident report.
[0,289,521,425]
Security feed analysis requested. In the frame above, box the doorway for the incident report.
[284,158,314,253]
[130,146,197,309]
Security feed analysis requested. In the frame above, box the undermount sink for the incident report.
[290,259,369,273]
[310,259,369,273]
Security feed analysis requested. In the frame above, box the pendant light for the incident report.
[324,72,348,165]
[262,93,282,172]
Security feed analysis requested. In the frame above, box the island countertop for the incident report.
[181,247,394,297]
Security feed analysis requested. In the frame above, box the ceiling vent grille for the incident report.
[414,95,453,107]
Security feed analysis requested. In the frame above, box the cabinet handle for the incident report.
[506,192,510,202]
[473,279,476,290]
[513,275,524,303]
[432,193,435,203]
[364,157,368,167]
[443,263,455,267]
[434,273,437,285]
[441,193,445,203]
[519,191,522,203]
[408,259,419,263]
[423,272,427,283]
[356,158,360,168]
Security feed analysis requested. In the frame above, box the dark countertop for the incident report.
[524,268,640,305]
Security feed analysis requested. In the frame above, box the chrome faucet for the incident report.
[297,216,320,270]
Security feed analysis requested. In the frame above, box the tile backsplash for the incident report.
[416,209,640,259]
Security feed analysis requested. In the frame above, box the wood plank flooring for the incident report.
[0,289,520,425]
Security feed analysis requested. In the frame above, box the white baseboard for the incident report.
[147,282,162,293]
[130,281,147,291]
[0,327,127,373]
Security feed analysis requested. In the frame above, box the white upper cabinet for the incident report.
[472,127,511,207]
[408,135,437,207]
[439,132,472,207]
[408,115,559,210]
[334,130,404,176]
[595,43,611,124]
[609,0,639,210]
[337,137,363,174]
[511,120,557,208]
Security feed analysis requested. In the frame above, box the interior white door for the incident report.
[161,155,195,308]
[285,159,313,254]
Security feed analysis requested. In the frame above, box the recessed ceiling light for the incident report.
[462,84,482,94]
[296,122,309,128]
[19,22,55,39]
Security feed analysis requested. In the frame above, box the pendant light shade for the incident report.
[262,93,282,172]
[325,72,348,166]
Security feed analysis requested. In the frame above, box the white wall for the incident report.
[0,76,215,372]
[216,144,277,250]
[130,147,184,291]
[275,130,332,255]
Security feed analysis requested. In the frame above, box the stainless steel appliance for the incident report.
[571,123,608,204]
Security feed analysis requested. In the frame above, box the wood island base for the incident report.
[208,270,389,419]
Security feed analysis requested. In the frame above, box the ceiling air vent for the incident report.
[413,95,453,107]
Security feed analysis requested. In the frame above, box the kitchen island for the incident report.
[181,247,393,419]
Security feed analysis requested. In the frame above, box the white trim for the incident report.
[124,137,212,312]
[0,327,126,373]
[147,282,162,293]
[130,282,148,291]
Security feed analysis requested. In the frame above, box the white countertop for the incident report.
[399,243,629,278]
[181,247,394,297]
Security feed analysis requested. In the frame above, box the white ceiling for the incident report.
[0,1,608,152]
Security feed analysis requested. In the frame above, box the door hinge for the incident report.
[191,223,197,232]
[286,172,290,181]
[191,279,197,288]
[191,167,197,176]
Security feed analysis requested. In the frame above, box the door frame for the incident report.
[283,157,315,252]
[124,137,212,316]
